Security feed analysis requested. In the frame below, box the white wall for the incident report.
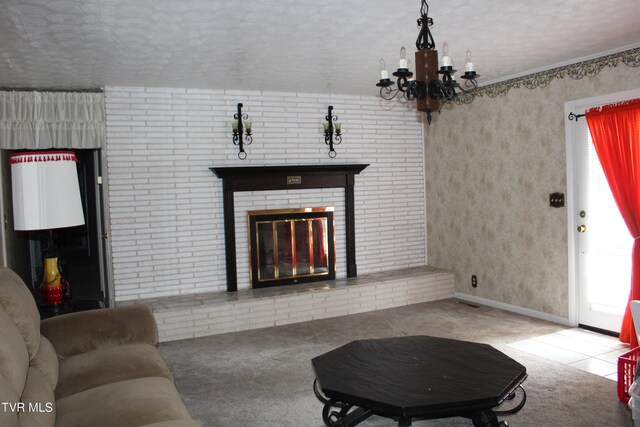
[104,86,426,301]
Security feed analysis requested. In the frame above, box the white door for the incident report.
[574,116,632,333]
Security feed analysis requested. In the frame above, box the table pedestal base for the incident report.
[314,379,525,427]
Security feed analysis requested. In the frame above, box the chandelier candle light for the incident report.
[231,102,252,160]
[323,106,342,158]
[376,0,479,124]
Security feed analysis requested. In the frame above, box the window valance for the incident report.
[0,91,105,149]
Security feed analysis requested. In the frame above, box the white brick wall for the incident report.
[105,86,426,301]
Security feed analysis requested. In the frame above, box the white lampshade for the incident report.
[10,151,85,231]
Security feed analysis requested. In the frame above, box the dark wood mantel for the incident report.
[210,164,369,292]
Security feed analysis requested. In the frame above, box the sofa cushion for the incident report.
[0,308,29,397]
[0,268,41,360]
[41,305,158,359]
[18,368,56,427]
[29,337,58,391]
[56,377,194,427]
[56,343,173,399]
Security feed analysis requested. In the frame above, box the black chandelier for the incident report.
[376,0,479,124]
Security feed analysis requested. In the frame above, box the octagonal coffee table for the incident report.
[312,336,527,427]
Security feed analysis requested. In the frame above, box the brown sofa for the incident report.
[0,267,200,427]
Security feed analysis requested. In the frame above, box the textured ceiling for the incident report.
[1,0,639,96]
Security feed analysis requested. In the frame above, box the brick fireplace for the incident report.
[105,86,427,302]
[105,87,443,340]
[211,164,368,291]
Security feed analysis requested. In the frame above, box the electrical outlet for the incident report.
[549,192,565,208]
[471,275,478,288]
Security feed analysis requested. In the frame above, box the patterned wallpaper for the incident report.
[424,64,640,317]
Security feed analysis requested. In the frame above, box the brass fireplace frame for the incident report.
[247,207,335,289]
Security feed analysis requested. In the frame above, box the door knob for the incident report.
[577,225,587,233]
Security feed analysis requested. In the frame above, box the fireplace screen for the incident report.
[248,207,335,289]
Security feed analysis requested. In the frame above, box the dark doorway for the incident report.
[3,149,107,308]
[57,149,105,303]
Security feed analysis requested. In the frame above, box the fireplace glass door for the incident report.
[248,208,335,288]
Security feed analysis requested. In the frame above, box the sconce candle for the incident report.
[231,103,253,160]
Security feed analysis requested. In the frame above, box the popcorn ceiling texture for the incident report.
[105,87,425,301]
[424,64,640,317]
[2,0,640,94]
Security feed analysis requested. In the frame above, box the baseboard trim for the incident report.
[578,323,619,338]
[454,292,573,327]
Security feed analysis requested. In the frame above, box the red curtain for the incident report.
[585,98,640,348]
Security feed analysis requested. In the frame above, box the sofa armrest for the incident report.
[40,304,158,359]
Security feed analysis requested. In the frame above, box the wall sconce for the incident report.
[323,106,342,158]
[231,103,252,160]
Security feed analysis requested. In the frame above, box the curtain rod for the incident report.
[0,87,103,93]
[568,98,640,122]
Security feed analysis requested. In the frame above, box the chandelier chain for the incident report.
[415,0,435,50]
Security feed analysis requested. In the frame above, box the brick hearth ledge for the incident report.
[118,266,454,342]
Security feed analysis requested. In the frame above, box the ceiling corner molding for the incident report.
[452,47,640,105]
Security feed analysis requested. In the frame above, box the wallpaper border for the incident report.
[453,47,640,105]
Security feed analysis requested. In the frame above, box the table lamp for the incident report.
[10,151,85,305]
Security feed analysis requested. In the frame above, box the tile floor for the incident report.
[508,327,630,380]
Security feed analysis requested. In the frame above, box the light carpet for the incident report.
[159,298,631,426]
